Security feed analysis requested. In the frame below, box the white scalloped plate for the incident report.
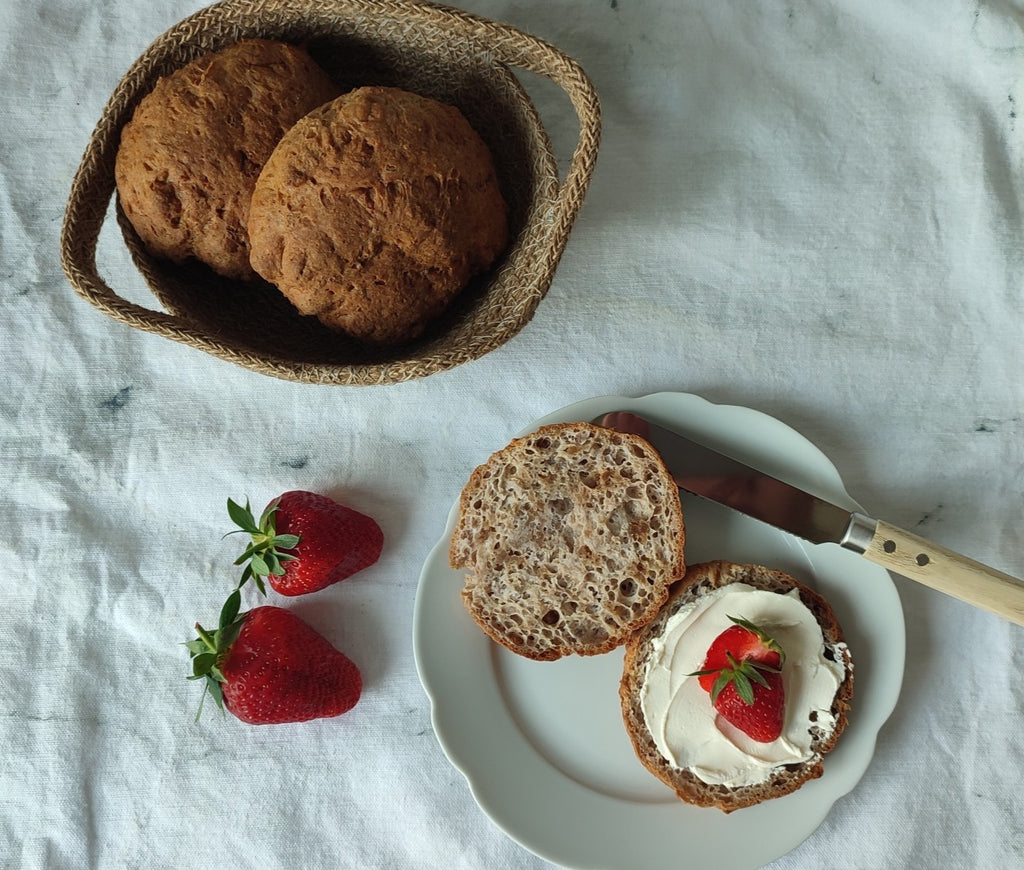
[414,393,905,869]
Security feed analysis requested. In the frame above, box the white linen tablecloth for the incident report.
[2,1,1023,867]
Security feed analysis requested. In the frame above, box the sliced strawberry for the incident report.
[187,590,361,725]
[227,490,383,596]
[691,615,786,743]
[694,615,783,692]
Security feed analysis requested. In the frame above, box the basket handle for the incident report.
[431,4,602,259]
[60,209,221,348]
[60,153,232,347]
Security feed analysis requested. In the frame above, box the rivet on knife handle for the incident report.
[849,518,1024,626]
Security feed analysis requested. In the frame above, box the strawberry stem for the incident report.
[224,497,301,595]
[185,588,248,722]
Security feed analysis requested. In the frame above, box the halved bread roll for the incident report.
[450,422,686,660]
[620,561,854,812]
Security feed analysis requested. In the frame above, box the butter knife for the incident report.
[595,410,1024,627]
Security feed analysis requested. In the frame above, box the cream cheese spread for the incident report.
[639,581,846,787]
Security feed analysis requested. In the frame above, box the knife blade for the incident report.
[594,410,1024,627]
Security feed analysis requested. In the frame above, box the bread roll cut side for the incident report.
[620,561,854,812]
[451,422,686,660]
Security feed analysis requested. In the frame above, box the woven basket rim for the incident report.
[60,0,601,385]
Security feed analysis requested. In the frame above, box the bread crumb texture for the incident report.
[248,86,509,345]
[115,39,338,280]
[451,422,686,660]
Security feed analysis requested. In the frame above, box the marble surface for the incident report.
[2,1,1023,867]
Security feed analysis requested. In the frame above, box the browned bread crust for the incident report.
[620,560,854,812]
[450,422,686,660]
[247,86,509,345]
[114,39,338,280]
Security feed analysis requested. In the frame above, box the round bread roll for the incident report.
[247,86,509,345]
[114,39,338,280]
[450,422,686,661]
[620,561,854,812]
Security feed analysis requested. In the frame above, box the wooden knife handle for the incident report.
[861,519,1024,626]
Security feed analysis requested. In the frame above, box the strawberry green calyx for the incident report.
[224,497,300,595]
[705,653,780,706]
[185,588,245,721]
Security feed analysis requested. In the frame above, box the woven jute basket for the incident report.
[61,0,600,385]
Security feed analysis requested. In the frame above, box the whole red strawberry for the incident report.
[227,491,383,596]
[691,615,786,743]
[187,591,362,724]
